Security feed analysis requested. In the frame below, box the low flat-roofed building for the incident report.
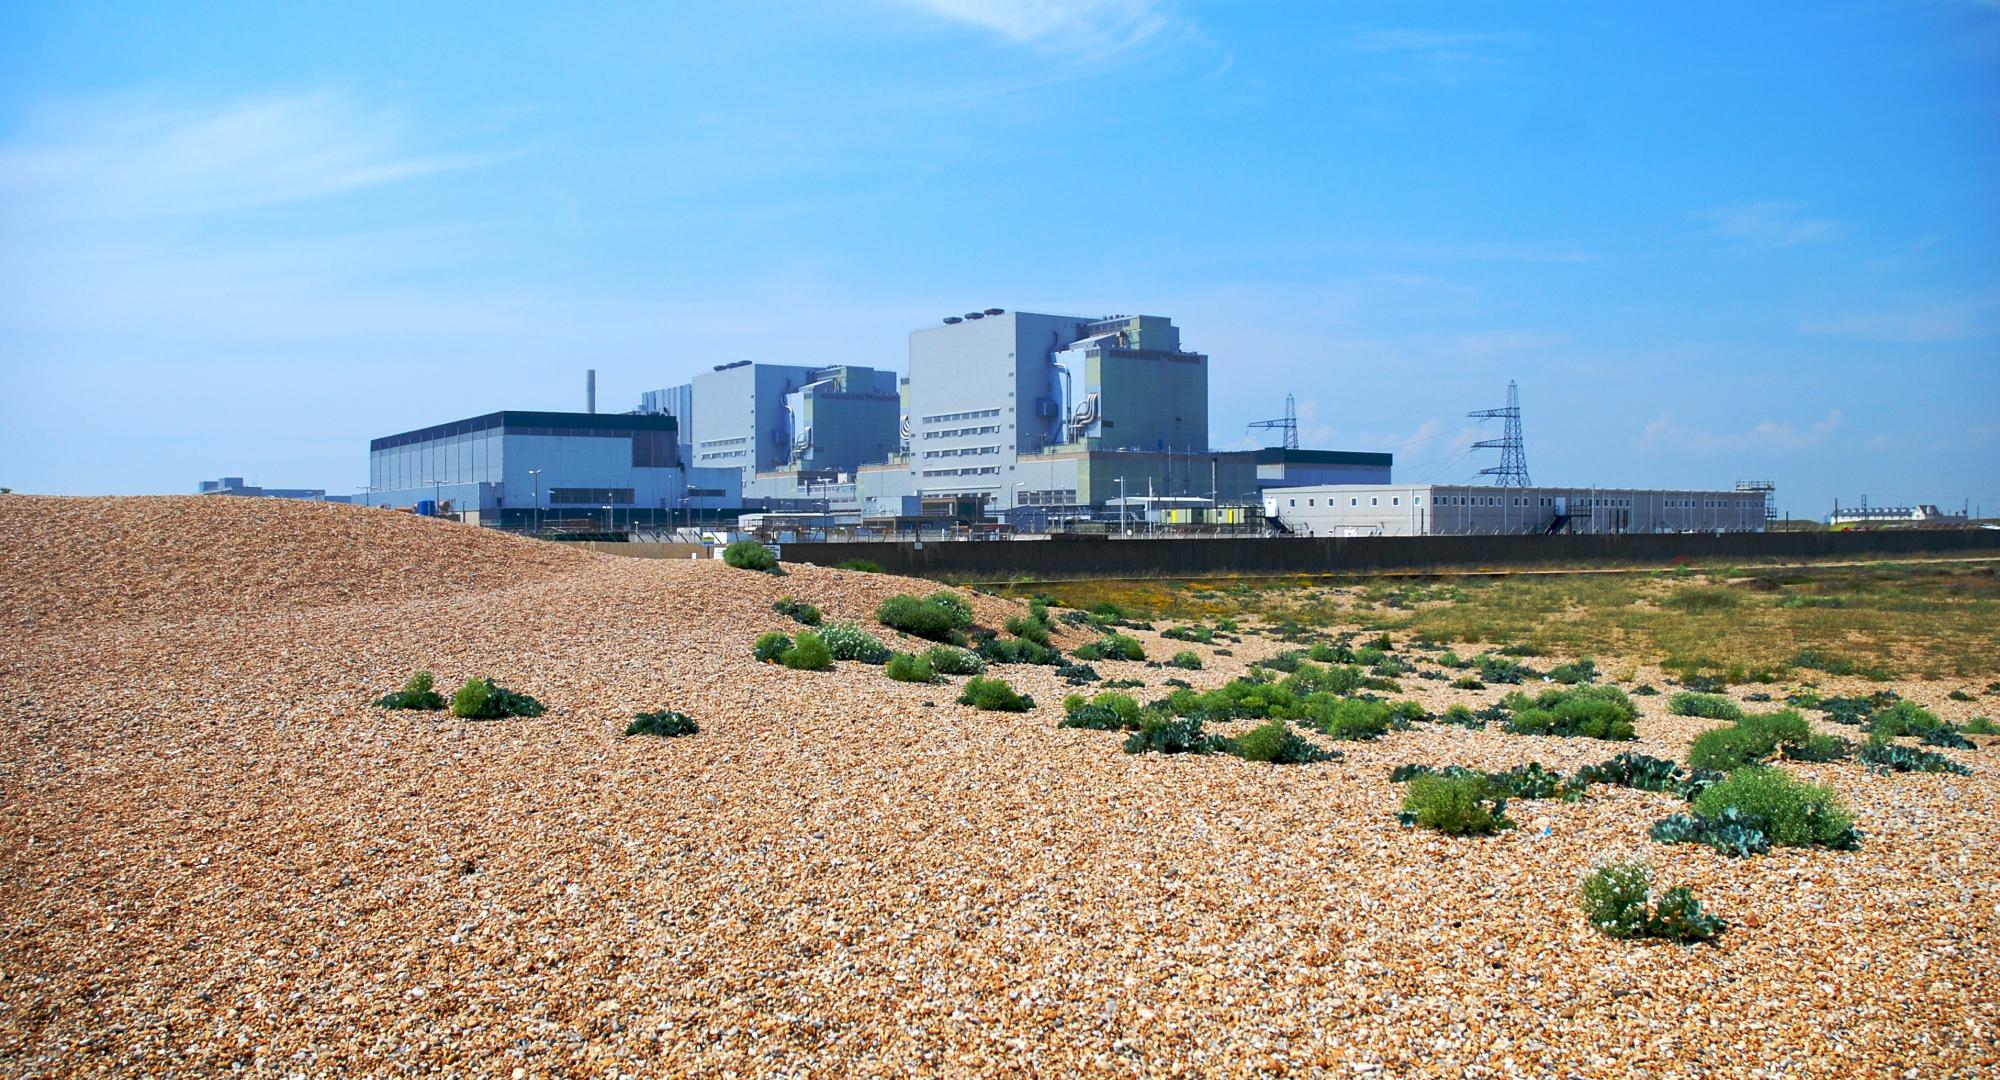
[1267,484,1767,537]
[362,410,740,527]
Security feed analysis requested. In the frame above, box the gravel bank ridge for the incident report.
[1,497,1994,1076]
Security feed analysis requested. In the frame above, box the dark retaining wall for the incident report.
[778,530,2000,582]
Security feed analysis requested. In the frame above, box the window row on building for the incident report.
[919,407,1002,424]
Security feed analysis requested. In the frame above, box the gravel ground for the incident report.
[2,497,1995,1077]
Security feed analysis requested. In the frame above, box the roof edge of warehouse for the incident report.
[371,410,679,453]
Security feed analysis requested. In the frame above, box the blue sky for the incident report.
[2,0,1996,517]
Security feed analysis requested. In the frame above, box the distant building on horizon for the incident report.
[1828,501,1968,527]
[197,477,343,502]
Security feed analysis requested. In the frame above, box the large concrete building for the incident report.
[1267,484,1767,537]
[361,410,739,526]
[692,362,900,478]
[636,383,695,464]
[844,309,1390,516]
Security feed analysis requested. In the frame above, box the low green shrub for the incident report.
[1858,735,1971,775]
[834,558,884,573]
[1575,752,1720,800]
[1223,720,1338,764]
[1474,654,1536,684]
[1669,692,1743,721]
[374,670,446,711]
[722,539,779,573]
[625,710,698,737]
[820,622,891,664]
[1650,807,1772,857]
[1162,624,1214,644]
[781,631,834,671]
[1504,685,1639,741]
[1867,701,1962,746]
[1580,860,1725,943]
[1391,761,1582,801]
[1964,716,2000,735]
[772,597,821,625]
[958,675,1033,712]
[1004,614,1052,647]
[1684,709,1841,771]
[1122,715,1216,755]
[1169,650,1203,670]
[450,678,546,720]
[977,636,1058,666]
[1549,658,1599,685]
[1307,642,1356,664]
[1312,696,1394,740]
[1059,691,1143,730]
[876,591,975,643]
[1055,659,1099,684]
[1281,662,1363,696]
[1075,633,1145,662]
[753,631,793,663]
[1400,773,1512,835]
[924,645,985,676]
[1947,689,1977,703]
[1450,675,1486,690]
[1255,650,1307,673]
[885,652,937,683]
[1437,703,1483,728]
[1689,767,1859,849]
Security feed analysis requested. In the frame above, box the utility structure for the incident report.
[1468,380,1531,487]
[1734,480,1777,521]
[1247,393,1300,450]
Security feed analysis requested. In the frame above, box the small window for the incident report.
[1413,497,1421,506]
[1392,497,1400,506]
[1370,497,1379,506]
[1350,497,1358,506]
[1308,498,1315,507]
[1288,498,1295,507]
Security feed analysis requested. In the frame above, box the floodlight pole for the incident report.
[528,469,542,534]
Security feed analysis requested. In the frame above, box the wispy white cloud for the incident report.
[1336,27,1526,86]
[1798,289,1999,343]
[0,89,525,343]
[892,0,1173,59]
[1695,202,1838,249]
[1635,410,1842,455]
[0,90,508,225]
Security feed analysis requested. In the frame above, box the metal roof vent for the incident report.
[984,308,1004,315]
[942,316,963,324]
[964,311,984,320]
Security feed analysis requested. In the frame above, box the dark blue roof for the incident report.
[370,411,678,452]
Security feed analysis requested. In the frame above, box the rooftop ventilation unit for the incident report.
[942,316,963,324]
[984,308,1004,315]
[964,311,984,320]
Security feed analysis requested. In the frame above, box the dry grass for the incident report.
[1011,561,2000,680]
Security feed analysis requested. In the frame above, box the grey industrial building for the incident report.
[1267,484,1767,536]
[360,410,739,527]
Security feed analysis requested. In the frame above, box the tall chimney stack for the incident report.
[587,369,597,414]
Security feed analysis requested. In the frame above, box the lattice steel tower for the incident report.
[1247,393,1300,450]
[1468,380,1531,487]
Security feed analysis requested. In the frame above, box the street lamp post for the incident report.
[528,469,542,535]
[1116,476,1127,536]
